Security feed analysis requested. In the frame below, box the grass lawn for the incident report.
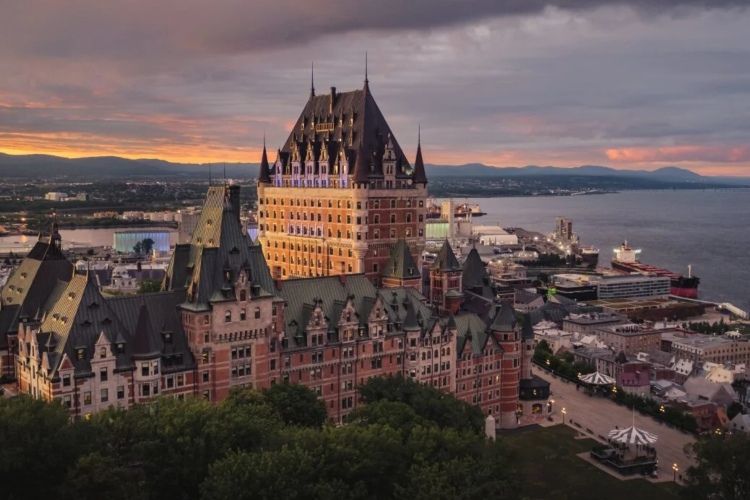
[502,425,681,500]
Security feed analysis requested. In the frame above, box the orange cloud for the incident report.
[606,146,750,164]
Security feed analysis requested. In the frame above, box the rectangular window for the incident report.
[62,375,71,387]
[202,371,210,383]
[100,388,109,403]
[167,377,174,388]
[100,369,108,382]
[141,363,149,377]
[117,386,125,399]
[83,391,92,405]
[270,359,277,370]
[62,395,72,408]
[142,385,150,397]
[177,375,184,387]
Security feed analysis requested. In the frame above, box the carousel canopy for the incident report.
[579,371,616,385]
[607,425,658,445]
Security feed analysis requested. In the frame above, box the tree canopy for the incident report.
[0,378,520,499]
[681,432,750,500]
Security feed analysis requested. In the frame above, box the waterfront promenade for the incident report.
[541,372,695,483]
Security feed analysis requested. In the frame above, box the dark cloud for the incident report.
[0,1,747,60]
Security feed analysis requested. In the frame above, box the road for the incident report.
[542,372,695,482]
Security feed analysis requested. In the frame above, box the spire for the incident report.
[413,126,428,185]
[363,52,370,94]
[258,135,271,183]
[310,61,315,98]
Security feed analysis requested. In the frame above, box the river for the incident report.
[460,189,750,307]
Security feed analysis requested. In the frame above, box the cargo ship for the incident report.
[578,245,600,266]
[612,241,699,298]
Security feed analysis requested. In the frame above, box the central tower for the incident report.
[257,76,428,286]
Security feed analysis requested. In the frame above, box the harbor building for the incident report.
[256,76,428,286]
[596,274,671,300]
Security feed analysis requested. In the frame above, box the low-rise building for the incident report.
[563,311,625,335]
[595,323,662,356]
[596,274,670,300]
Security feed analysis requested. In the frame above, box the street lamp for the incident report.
[672,463,679,483]
[562,407,567,424]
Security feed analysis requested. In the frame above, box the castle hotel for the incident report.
[0,76,548,428]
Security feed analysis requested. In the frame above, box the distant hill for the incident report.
[0,152,746,185]
[0,152,258,179]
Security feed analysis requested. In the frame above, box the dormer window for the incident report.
[99,347,106,359]
[76,348,85,360]
[116,343,125,353]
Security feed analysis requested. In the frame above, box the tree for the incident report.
[262,382,328,428]
[357,374,484,433]
[133,241,142,254]
[0,396,81,499]
[682,432,750,500]
[141,237,155,254]
[137,279,163,294]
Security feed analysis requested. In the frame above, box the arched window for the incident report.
[240,309,246,321]
[225,311,232,323]
[254,307,261,319]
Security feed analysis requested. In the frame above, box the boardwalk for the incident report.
[542,372,695,483]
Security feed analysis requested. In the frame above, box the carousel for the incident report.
[591,415,659,476]
[578,371,616,396]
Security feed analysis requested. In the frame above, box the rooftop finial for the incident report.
[209,164,212,186]
[365,51,369,84]
[310,61,315,98]
[223,163,227,187]
[418,123,421,146]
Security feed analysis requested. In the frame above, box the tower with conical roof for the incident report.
[256,67,428,286]
[429,240,463,315]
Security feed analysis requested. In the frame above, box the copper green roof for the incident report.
[431,240,461,272]
[165,185,276,310]
[382,239,420,280]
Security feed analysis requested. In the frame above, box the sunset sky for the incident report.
[1,1,749,176]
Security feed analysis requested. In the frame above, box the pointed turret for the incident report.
[489,300,517,333]
[413,129,428,185]
[132,304,162,360]
[258,139,271,183]
[431,240,461,272]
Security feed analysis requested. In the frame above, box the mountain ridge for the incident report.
[0,152,747,184]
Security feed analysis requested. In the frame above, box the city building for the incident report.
[8,183,538,428]
[563,311,626,335]
[45,192,68,201]
[256,77,428,285]
[596,274,671,300]
[665,331,750,367]
[595,323,662,356]
[113,230,172,253]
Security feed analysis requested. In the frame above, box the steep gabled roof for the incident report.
[382,239,420,280]
[1,232,73,325]
[431,240,461,272]
[131,305,162,359]
[164,185,276,309]
[462,247,488,289]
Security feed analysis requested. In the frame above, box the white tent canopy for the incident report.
[579,371,616,385]
[608,425,658,445]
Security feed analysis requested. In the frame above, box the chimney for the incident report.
[274,279,283,291]
[330,87,336,113]
[227,184,241,219]
[339,273,346,285]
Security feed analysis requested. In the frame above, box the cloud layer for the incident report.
[1,1,749,175]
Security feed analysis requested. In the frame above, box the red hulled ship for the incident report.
[612,241,699,299]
